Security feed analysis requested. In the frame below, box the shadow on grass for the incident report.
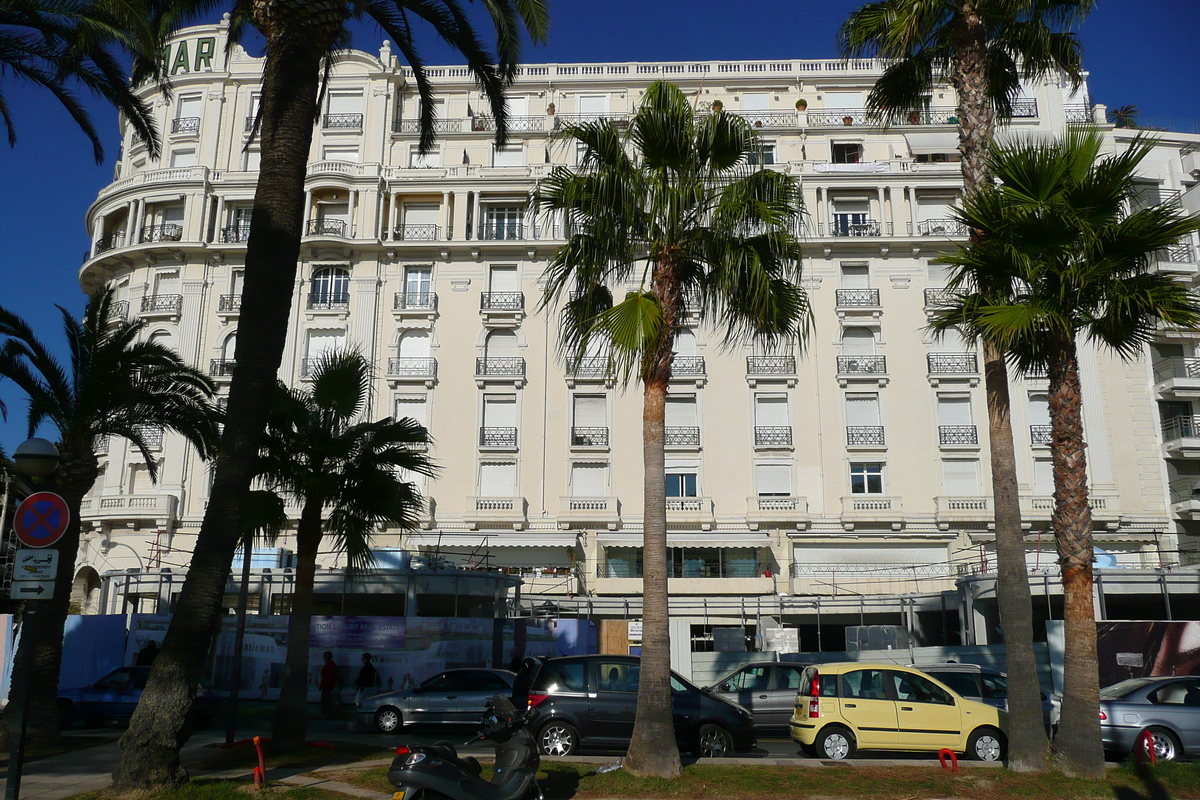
[537,765,587,798]
[1114,762,1173,800]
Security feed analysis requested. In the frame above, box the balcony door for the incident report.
[484,329,518,359]
[755,463,791,497]
[845,393,880,427]
[754,395,789,428]
[479,462,516,497]
[397,330,430,358]
[570,463,608,498]
[484,206,524,239]
[833,200,870,236]
[489,264,520,293]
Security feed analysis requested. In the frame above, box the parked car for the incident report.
[704,661,809,730]
[517,655,756,757]
[790,663,1006,761]
[357,668,515,733]
[1099,676,1200,762]
[915,662,1061,729]
[57,666,219,727]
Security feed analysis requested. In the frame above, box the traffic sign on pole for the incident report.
[13,492,70,548]
[8,581,54,600]
[14,549,58,581]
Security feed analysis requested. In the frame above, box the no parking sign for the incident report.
[13,491,70,549]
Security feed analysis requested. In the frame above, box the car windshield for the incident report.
[1100,678,1157,699]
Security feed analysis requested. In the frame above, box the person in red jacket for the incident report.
[319,651,340,719]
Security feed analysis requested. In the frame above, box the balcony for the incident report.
[217,294,241,317]
[831,219,882,237]
[664,426,700,448]
[480,292,524,312]
[306,219,348,237]
[840,495,904,528]
[386,357,437,385]
[464,496,528,530]
[754,426,793,449]
[558,496,621,529]
[1151,243,1198,278]
[835,288,880,307]
[1011,99,1038,118]
[938,424,979,447]
[80,493,179,527]
[396,117,460,135]
[1162,415,1200,457]
[846,426,885,447]
[837,355,886,377]
[393,292,437,312]
[734,111,799,129]
[170,117,200,135]
[552,113,631,130]
[928,352,978,375]
[935,495,992,527]
[141,224,183,243]
[916,218,968,237]
[209,359,237,378]
[665,496,715,529]
[1030,425,1052,447]
[140,294,182,317]
[108,300,129,321]
[746,496,809,530]
[475,357,526,385]
[807,108,869,127]
[307,293,349,312]
[323,113,363,130]
[1153,357,1200,397]
[924,288,958,309]
[220,225,251,243]
[791,561,957,595]
[745,355,796,377]
[393,224,441,241]
[478,222,527,241]
[1020,493,1120,526]
[565,356,610,384]
[479,427,518,449]
[671,355,706,381]
[1169,478,1200,520]
[570,426,609,448]
[94,233,123,255]
[1063,104,1092,124]
[470,115,546,133]
[133,425,164,450]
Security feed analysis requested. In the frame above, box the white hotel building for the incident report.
[69,20,1200,651]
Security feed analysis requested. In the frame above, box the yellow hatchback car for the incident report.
[790,663,1007,761]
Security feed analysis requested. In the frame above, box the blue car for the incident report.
[57,666,219,727]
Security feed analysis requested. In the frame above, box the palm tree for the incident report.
[537,82,810,778]
[115,2,546,788]
[840,0,1094,770]
[1108,104,1139,129]
[0,285,220,747]
[254,350,434,750]
[0,0,158,161]
[933,129,1200,775]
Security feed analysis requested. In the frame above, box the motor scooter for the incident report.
[387,694,543,800]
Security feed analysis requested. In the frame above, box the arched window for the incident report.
[310,267,350,307]
[398,330,431,358]
[147,330,174,352]
[484,329,518,359]
[222,332,238,361]
[675,329,697,356]
[840,327,876,355]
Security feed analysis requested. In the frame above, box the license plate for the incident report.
[392,792,406,800]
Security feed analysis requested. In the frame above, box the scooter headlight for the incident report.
[405,753,427,766]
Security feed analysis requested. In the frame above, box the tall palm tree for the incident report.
[0,0,158,161]
[537,81,810,778]
[255,350,434,750]
[115,2,546,788]
[933,129,1200,775]
[840,0,1093,770]
[1108,104,1139,129]
[0,285,220,747]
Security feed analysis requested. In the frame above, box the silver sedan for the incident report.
[357,668,515,733]
[1100,676,1200,761]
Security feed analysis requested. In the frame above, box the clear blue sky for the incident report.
[2,0,1198,454]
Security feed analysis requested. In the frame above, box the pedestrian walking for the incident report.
[134,639,160,666]
[319,651,340,719]
[355,652,381,705]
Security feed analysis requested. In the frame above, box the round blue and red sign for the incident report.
[14,492,70,548]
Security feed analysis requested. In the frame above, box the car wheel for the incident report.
[538,721,578,756]
[374,706,403,734]
[967,727,1005,762]
[57,700,75,730]
[696,723,733,758]
[1139,727,1181,762]
[815,725,856,760]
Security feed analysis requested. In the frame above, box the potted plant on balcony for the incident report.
[842,115,854,125]
[711,100,723,113]
[908,110,922,125]
[795,98,807,111]
[546,102,555,116]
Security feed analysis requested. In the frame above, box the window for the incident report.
[174,95,202,133]
[840,263,870,289]
[842,669,888,700]
[665,473,698,497]
[321,145,360,162]
[488,264,520,292]
[170,148,197,168]
[395,396,428,428]
[326,91,364,120]
[942,460,980,496]
[577,94,610,115]
[850,463,884,495]
[832,142,862,164]
[930,671,978,697]
[397,330,430,358]
[719,665,770,692]
[979,673,1008,700]
[1033,459,1054,495]
[845,393,881,427]
[748,143,776,166]
[741,93,770,111]
[755,463,791,497]
[937,394,973,425]
[832,199,870,234]
[573,394,606,427]
[598,662,639,693]
[840,327,875,355]
[484,329,518,359]
[533,661,587,693]
[153,270,181,296]
[890,671,954,705]
[1150,680,1200,706]
[310,267,349,305]
[409,145,441,168]
[675,328,697,356]
[483,205,524,239]
[493,144,524,167]
[244,149,261,171]
[479,461,516,496]
[570,462,608,497]
[405,266,433,296]
[777,665,804,691]
[1029,394,1051,426]
[305,329,346,366]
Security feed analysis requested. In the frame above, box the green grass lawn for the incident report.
[185,738,393,773]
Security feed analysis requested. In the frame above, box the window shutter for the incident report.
[494,145,524,167]
[937,395,973,425]
[328,92,363,115]
[755,396,789,426]
[479,462,515,496]
[665,396,698,426]
[942,460,979,495]
[395,397,428,427]
[404,205,439,226]
[840,327,875,355]
[845,395,880,426]
[177,95,202,119]
[825,91,864,110]
[755,464,791,496]
[840,264,870,288]
[1033,459,1054,494]
[675,329,697,356]
[489,265,520,291]
[398,330,431,357]
[742,93,770,110]
[506,95,529,116]
[1029,396,1051,426]
[155,271,181,294]
[573,395,606,426]
[222,334,237,360]
[571,463,608,497]
[485,330,518,357]
[483,395,517,427]
[577,94,609,114]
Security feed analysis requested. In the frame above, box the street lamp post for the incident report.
[5,438,61,800]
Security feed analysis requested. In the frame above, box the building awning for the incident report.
[905,132,960,155]
[993,128,1058,147]
[597,532,772,548]
[404,532,578,548]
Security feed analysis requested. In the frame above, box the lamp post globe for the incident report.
[13,438,60,478]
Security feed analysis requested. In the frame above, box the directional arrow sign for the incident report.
[9,581,54,600]
[15,549,58,581]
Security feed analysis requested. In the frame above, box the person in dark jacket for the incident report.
[354,652,380,704]
[319,651,340,718]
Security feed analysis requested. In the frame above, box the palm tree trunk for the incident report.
[224,543,255,745]
[0,454,96,749]
[114,5,338,788]
[272,499,324,750]
[983,341,1048,771]
[624,260,682,779]
[948,3,996,196]
[1046,336,1104,776]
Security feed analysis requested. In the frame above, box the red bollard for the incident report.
[938,748,960,773]
[253,735,267,788]
[253,766,264,790]
[1134,730,1156,766]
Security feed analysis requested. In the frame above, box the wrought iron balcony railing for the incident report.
[1011,99,1038,118]
[306,219,348,237]
[1156,243,1196,263]
[218,294,242,313]
[396,117,458,134]
[134,425,164,450]
[307,293,349,311]
[746,355,797,375]
[837,355,887,375]
[1063,104,1092,124]
[571,427,609,447]
[209,359,237,377]
[323,113,363,130]
[664,426,700,447]
[893,106,959,125]
[95,234,122,254]
[939,425,978,446]
[1162,415,1200,442]
[393,292,437,311]
[1030,424,1052,446]
[671,356,706,376]
[1153,357,1200,383]
[387,357,437,378]
[808,108,870,127]
[171,117,200,134]
[836,288,880,306]
[108,300,129,319]
[393,224,440,241]
[917,218,968,237]
[141,294,182,314]
[476,357,526,377]
[479,427,518,447]
[566,356,609,377]
[927,353,978,373]
[220,225,252,243]
[734,111,798,129]
[831,219,881,237]
[846,426,885,446]
[471,115,545,132]
[553,113,631,129]
[754,426,793,447]
[478,222,526,240]
[923,288,957,307]
[141,224,183,243]
[480,292,524,311]
[244,116,256,132]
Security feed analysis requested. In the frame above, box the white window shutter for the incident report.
[675,329,697,356]
[577,94,609,114]
[489,265,520,291]
[840,327,875,355]
[479,462,515,496]
[395,396,428,427]
[840,264,870,288]
[485,329,518,357]
[404,205,439,226]
[573,395,606,426]
[937,395,973,425]
[845,395,880,426]
[942,460,979,495]
[755,464,791,496]
[1033,459,1054,494]
[571,463,607,497]
[755,396,789,426]
[398,330,431,357]
[1029,396,1051,426]
[483,395,517,427]
[665,396,698,426]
